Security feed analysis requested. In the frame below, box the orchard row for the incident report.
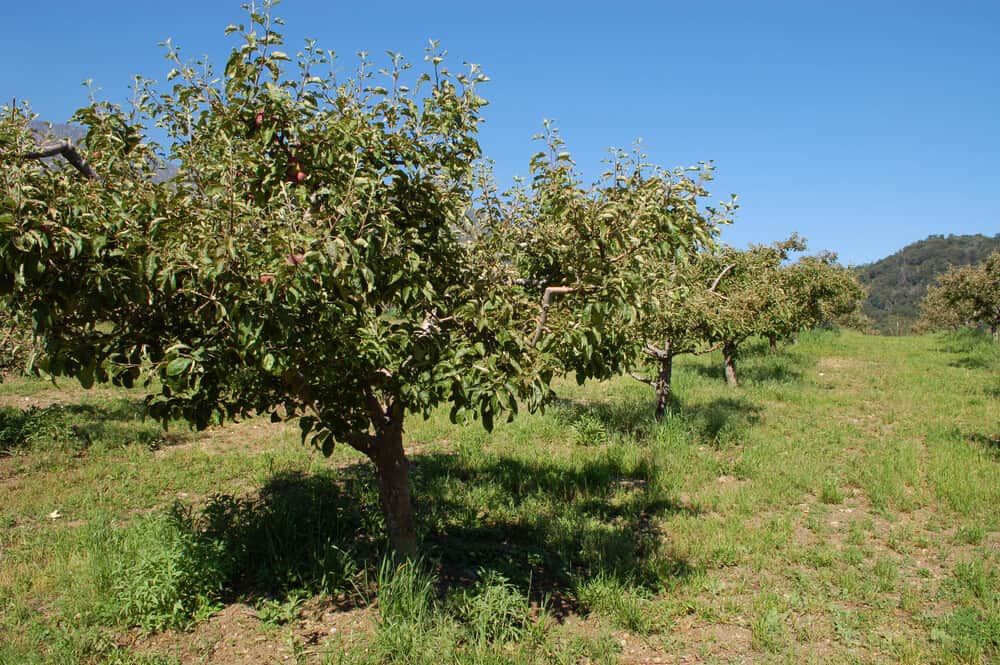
[1,6,862,555]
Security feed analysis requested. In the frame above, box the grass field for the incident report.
[0,329,997,664]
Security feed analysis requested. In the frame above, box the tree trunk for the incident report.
[768,334,777,351]
[653,352,674,421]
[723,341,738,387]
[368,415,418,560]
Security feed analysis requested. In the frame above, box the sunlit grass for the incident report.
[0,329,997,663]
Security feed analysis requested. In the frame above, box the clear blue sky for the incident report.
[4,1,998,264]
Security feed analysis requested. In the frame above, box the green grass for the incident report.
[0,328,998,663]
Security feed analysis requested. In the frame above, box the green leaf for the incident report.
[320,433,334,457]
[165,357,192,377]
[299,416,315,443]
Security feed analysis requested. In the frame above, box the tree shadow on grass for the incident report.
[688,353,804,385]
[949,355,994,370]
[549,395,654,442]
[188,469,383,606]
[740,357,804,384]
[172,449,699,619]
[549,388,763,450]
[735,339,774,358]
[938,329,1000,370]
[674,396,763,446]
[968,431,1000,461]
[0,398,172,454]
[413,453,698,614]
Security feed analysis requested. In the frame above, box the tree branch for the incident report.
[23,140,98,180]
[643,341,671,360]
[344,431,376,456]
[708,263,735,293]
[512,277,546,290]
[693,340,725,356]
[415,309,455,339]
[628,371,654,386]
[530,286,576,347]
[362,383,400,433]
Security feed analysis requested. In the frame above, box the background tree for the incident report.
[855,232,1000,334]
[918,251,1000,340]
[0,8,724,556]
[695,236,805,387]
[468,135,731,386]
[917,282,974,332]
[626,249,735,418]
[769,251,865,347]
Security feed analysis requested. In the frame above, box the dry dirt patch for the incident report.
[133,600,373,665]
[815,357,874,372]
[153,417,291,458]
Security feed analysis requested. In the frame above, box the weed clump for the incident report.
[575,574,653,634]
[570,414,610,447]
[0,405,80,454]
[452,569,532,644]
[109,508,229,631]
[819,478,845,504]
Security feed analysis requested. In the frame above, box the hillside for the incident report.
[29,120,86,143]
[855,233,1000,333]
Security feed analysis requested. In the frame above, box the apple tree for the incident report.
[692,237,806,386]
[626,245,736,418]
[0,9,723,556]
[470,136,732,388]
[918,251,1000,340]
[917,281,972,332]
[768,251,865,347]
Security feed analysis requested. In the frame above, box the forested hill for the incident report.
[855,233,1000,333]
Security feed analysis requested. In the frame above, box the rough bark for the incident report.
[653,352,674,420]
[349,388,418,560]
[369,416,418,560]
[723,341,738,387]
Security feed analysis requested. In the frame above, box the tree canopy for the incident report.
[918,251,1000,339]
[0,8,731,555]
[624,236,862,413]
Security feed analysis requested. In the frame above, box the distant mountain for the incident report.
[29,120,86,144]
[855,233,1000,334]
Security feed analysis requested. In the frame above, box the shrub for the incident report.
[452,569,531,644]
[110,508,230,631]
